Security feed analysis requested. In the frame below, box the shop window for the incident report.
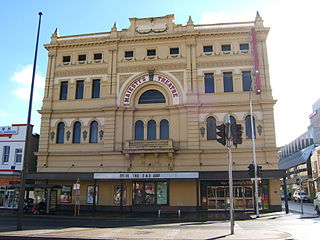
[138,90,165,104]
[2,146,10,163]
[87,186,99,204]
[78,54,86,61]
[221,44,231,51]
[59,81,68,100]
[242,71,252,92]
[75,80,84,99]
[135,120,144,140]
[125,51,134,58]
[203,45,213,53]
[170,47,179,55]
[56,122,65,144]
[147,49,156,56]
[245,115,256,139]
[223,72,233,92]
[72,121,81,144]
[204,73,214,93]
[240,43,249,50]
[60,186,72,203]
[89,121,98,143]
[160,119,169,140]
[15,148,22,164]
[91,79,100,98]
[133,182,168,205]
[206,117,217,140]
[114,186,127,205]
[94,53,102,60]
[147,120,156,140]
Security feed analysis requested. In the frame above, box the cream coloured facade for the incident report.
[30,13,284,214]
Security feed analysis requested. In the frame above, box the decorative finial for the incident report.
[52,28,59,37]
[254,11,264,27]
[187,15,193,25]
[112,22,117,32]
[256,11,261,18]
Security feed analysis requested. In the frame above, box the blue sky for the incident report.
[0,0,319,147]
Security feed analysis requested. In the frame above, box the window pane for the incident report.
[133,182,144,205]
[206,117,217,140]
[157,182,168,205]
[3,146,10,163]
[144,182,155,205]
[223,72,233,92]
[170,48,179,54]
[56,122,65,144]
[147,120,156,140]
[15,149,22,163]
[72,122,81,143]
[60,81,68,100]
[147,49,156,56]
[89,121,98,143]
[78,54,86,61]
[63,56,70,62]
[75,80,84,99]
[204,73,214,93]
[138,90,165,104]
[203,45,213,52]
[135,121,144,140]
[221,44,231,51]
[240,43,249,50]
[245,115,256,139]
[94,53,102,60]
[125,51,133,58]
[242,71,252,92]
[160,120,169,140]
[230,116,236,125]
[92,79,100,98]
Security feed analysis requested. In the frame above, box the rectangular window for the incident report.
[133,181,168,205]
[15,149,22,164]
[204,73,214,93]
[87,186,99,204]
[170,48,179,55]
[113,186,127,205]
[240,43,249,50]
[221,44,231,51]
[147,49,156,56]
[242,71,252,91]
[223,72,233,92]
[125,51,134,58]
[78,54,86,61]
[203,45,213,53]
[60,186,72,203]
[92,79,100,98]
[62,56,70,63]
[2,146,10,163]
[93,53,102,60]
[75,80,84,99]
[59,81,68,100]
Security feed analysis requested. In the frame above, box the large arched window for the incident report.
[72,121,81,143]
[138,90,165,104]
[147,120,156,140]
[89,121,98,143]
[245,115,256,139]
[230,116,236,125]
[56,122,65,144]
[135,120,144,140]
[160,119,169,140]
[206,117,217,140]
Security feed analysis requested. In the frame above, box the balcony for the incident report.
[123,139,174,154]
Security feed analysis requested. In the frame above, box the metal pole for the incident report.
[227,141,234,234]
[16,12,43,230]
[250,74,259,218]
[299,178,303,214]
[283,177,289,214]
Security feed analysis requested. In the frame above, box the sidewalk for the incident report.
[0,212,294,240]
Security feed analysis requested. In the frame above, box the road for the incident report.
[283,200,318,215]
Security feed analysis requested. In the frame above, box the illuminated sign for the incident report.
[94,172,199,179]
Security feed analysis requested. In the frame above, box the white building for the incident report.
[0,124,39,208]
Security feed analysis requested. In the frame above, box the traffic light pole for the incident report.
[249,85,259,218]
[227,137,234,235]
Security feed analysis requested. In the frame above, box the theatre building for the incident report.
[30,13,284,214]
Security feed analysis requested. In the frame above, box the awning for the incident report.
[279,144,316,169]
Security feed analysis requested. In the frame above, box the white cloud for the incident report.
[10,65,45,103]
[0,110,10,117]
[199,0,320,146]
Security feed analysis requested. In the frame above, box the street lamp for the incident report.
[16,12,43,230]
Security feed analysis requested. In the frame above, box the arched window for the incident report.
[89,121,98,143]
[135,120,144,140]
[56,122,65,144]
[147,120,156,140]
[138,90,165,104]
[245,115,256,139]
[160,119,169,140]
[230,116,236,125]
[72,121,81,143]
[206,117,217,140]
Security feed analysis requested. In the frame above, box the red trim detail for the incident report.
[0,169,22,173]
[12,124,28,126]
[251,28,261,94]
[0,140,25,142]
[0,134,13,138]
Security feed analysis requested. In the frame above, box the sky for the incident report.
[0,0,319,147]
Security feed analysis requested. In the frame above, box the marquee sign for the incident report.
[123,75,179,106]
[94,172,199,180]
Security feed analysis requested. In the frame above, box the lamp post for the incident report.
[16,12,43,230]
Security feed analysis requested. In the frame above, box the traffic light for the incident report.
[248,163,255,178]
[216,123,226,146]
[231,123,243,147]
[257,165,262,177]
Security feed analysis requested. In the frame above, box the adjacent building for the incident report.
[0,124,39,208]
[29,13,283,214]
